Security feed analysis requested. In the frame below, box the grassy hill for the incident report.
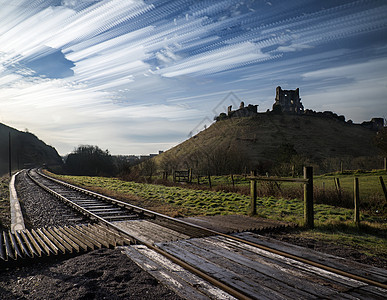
[0,123,63,176]
[153,113,382,175]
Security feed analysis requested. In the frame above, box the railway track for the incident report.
[2,169,386,299]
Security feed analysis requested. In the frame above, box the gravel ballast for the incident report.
[15,171,88,228]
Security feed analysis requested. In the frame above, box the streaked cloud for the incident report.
[0,0,386,154]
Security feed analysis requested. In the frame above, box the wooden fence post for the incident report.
[384,157,386,171]
[231,174,235,187]
[354,177,360,226]
[173,170,176,183]
[334,178,342,201]
[304,166,314,229]
[379,176,387,201]
[250,171,257,216]
[208,172,212,188]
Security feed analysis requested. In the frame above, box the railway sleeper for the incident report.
[0,224,132,265]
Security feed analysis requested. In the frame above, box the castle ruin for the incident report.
[214,86,383,132]
[273,86,304,114]
[227,102,258,118]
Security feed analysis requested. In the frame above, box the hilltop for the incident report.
[0,123,63,176]
[153,113,382,175]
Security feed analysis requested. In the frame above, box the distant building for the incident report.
[272,86,304,114]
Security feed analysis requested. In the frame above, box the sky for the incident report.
[0,0,386,156]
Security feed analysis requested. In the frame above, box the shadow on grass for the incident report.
[299,221,387,239]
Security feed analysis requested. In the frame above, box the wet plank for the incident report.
[185,237,357,297]
[113,220,190,243]
[205,235,365,289]
[158,237,361,299]
[157,240,308,299]
[121,245,236,300]
[235,232,387,283]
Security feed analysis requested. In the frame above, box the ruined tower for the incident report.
[273,86,304,114]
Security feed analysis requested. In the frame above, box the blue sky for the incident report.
[0,0,386,155]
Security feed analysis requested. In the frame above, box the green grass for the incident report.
[296,223,387,259]
[50,173,386,227]
[314,170,387,200]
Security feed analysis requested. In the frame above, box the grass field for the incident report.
[314,170,387,201]
[50,172,386,226]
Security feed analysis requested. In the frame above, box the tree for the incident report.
[141,158,157,181]
[64,145,115,176]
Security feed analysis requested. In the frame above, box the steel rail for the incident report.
[32,169,387,292]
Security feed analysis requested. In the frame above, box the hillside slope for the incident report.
[154,114,381,174]
[0,123,63,176]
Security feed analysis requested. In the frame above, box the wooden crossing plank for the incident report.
[207,235,367,289]
[158,239,323,299]
[183,237,354,298]
[157,235,386,300]
[236,232,387,283]
[122,245,236,300]
[157,241,294,299]
[113,220,190,244]
[350,285,387,299]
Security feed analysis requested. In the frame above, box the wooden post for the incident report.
[250,170,257,216]
[334,178,342,201]
[354,177,360,226]
[8,132,11,177]
[173,170,176,183]
[304,166,314,229]
[189,168,192,183]
[380,176,387,201]
[384,157,387,171]
[231,174,235,187]
[208,172,212,188]
[340,161,343,174]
